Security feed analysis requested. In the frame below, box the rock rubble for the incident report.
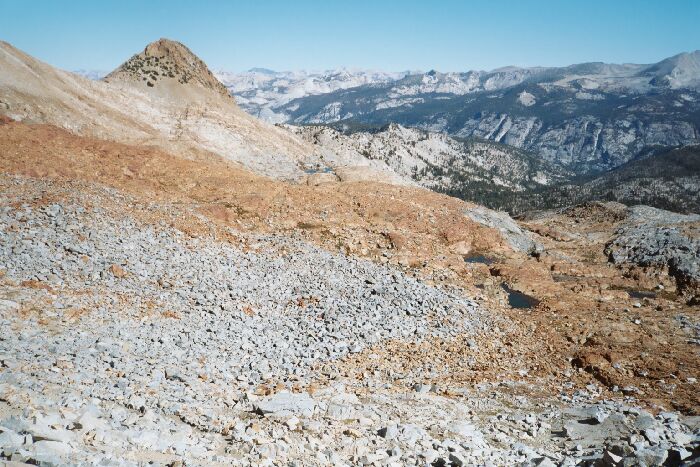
[1,178,698,465]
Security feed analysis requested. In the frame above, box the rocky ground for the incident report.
[0,118,699,465]
[511,203,700,412]
[605,205,700,299]
[1,176,699,465]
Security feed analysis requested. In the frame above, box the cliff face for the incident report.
[278,84,700,175]
[445,91,700,173]
[284,123,572,210]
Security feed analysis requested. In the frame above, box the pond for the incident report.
[463,253,496,265]
[304,167,333,174]
[501,283,540,309]
[552,274,581,283]
[610,286,661,300]
[627,290,657,299]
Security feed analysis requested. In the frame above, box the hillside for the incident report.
[2,114,700,464]
[279,85,700,175]
[514,146,700,214]
[2,39,415,185]
[1,39,699,465]
[105,38,233,100]
[285,123,572,210]
[286,123,700,215]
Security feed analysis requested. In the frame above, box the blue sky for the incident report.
[1,0,698,72]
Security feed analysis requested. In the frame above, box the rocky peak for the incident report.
[104,38,232,99]
[383,122,425,141]
[644,50,700,89]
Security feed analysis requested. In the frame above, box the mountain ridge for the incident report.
[284,122,572,209]
[272,59,700,175]
[0,39,314,180]
[217,50,700,123]
[1,39,428,186]
[2,35,700,466]
[65,46,700,212]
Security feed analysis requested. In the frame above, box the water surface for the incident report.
[501,283,539,309]
[463,253,495,265]
[304,167,333,174]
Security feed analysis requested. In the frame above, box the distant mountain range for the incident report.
[191,52,698,177]
[214,68,409,122]
[269,52,700,175]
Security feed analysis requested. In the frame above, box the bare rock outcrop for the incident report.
[104,38,232,100]
[606,206,700,300]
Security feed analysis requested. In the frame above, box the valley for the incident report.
[77,50,700,215]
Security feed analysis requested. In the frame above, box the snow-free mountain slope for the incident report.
[285,123,572,210]
[2,35,700,465]
[66,46,700,212]
[281,82,700,174]
[0,41,322,180]
[2,116,699,464]
[0,39,416,184]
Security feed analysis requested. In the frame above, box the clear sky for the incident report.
[1,0,698,73]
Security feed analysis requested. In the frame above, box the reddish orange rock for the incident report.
[109,264,128,278]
